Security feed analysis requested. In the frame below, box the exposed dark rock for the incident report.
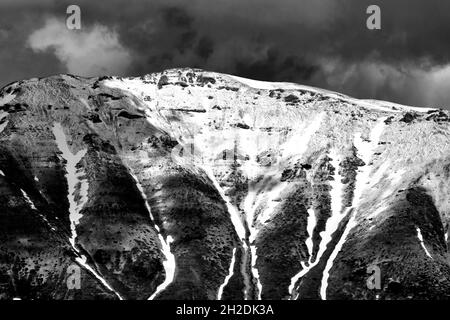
[83,112,102,123]
[157,75,169,89]
[384,116,394,124]
[235,123,250,129]
[117,110,145,119]
[284,94,300,104]
[197,76,216,85]
[400,112,418,124]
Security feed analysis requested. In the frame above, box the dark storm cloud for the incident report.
[195,36,214,61]
[234,48,319,82]
[1,0,450,108]
[0,1,66,85]
[163,6,193,28]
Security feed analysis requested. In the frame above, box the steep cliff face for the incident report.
[0,69,449,300]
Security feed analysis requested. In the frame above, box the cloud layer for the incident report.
[28,18,131,76]
[1,0,450,109]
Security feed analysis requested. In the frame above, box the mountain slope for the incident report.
[0,68,449,300]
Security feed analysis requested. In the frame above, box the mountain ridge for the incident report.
[0,68,449,300]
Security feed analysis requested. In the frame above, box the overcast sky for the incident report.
[1,0,450,109]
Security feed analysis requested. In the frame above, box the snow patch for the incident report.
[288,207,317,297]
[205,168,246,241]
[292,150,348,299]
[416,227,433,259]
[149,236,176,300]
[368,204,389,219]
[52,123,88,248]
[228,74,308,91]
[242,184,263,299]
[52,123,121,298]
[256,181,289,226]
[381,168,406,199]
[20,189,37,210]
[203,167,254,299]
[281,113,324,161]
[289,261,311,298]
[75,256,123,300]
[319,118,387,300]
[217,247,237,300]
[320,211,356,300]
[316,150,346,264]
[305,208,316,259]
[0,92,16,106]
[0,111,8,134]
[320,210,356,300]
[125,168,176,300]
[362,99,436,113]
[0,94,14,132]
[20,188,57,231]
[244,114,324,299]
[228,74,434,114]
[368,161,391,189]
[250,245,263,300]
[353,119,387,206]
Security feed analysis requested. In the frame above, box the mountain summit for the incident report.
[1,68,449,300]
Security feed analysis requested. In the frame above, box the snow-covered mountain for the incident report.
[0,68,449,300]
